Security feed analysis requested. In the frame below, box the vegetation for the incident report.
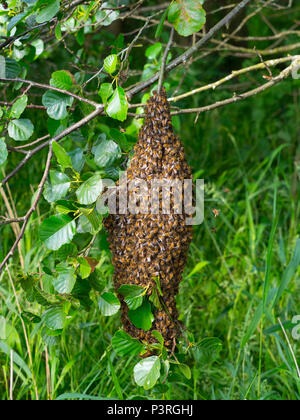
[0,0,300,400]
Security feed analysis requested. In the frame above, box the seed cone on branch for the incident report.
[104,89,193,348]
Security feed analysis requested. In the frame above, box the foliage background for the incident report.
[0,0,300,400]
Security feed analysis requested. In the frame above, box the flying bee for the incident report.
[212,208,220,218]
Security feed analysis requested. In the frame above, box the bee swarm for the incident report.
[104,89,193,348]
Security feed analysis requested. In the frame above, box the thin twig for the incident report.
[127,0,252,98]
[0,105,104,187]
[158,27,175,94]
[0,78,98,108]
[0,145,53,273]
[130,58,300,118]
[169,56,297,103]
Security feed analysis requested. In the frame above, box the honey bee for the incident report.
[212,208,220,218]
[104,89,192,347]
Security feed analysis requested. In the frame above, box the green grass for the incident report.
[1,68,300,402]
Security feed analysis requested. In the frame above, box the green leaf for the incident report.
[50,70,74,91]
[32,286,59,306]
[52,141,73,169]
[193,338,223,364]
[0,138,8,166]
[42,327,61,347]
[145,43,162,60]
[78,257,92,280]
[39,214,77,251]
[95,2,120,26]
[42,90,73,120]
[44,170,71,203]
[57,243,78,259]
[104,54,119,75]
[152,330,164,346]
[118,284,146,310]
[149,287,162,309]
[56,200,78,215]
[155,8,168,39]
[76,173,103,205]
[99,83,114,104]
[7,11,28,32]
[31,39,44,57]
[3,57,20,78]
[36,0,60,24]
[187,261,209,277]
[10,95,28,119]
[106,87,128,122]
[78,212,102,235]
[43,306,66,330]
[178,364,192,380]
[112,330,145,357]
[69,148,85,173]
[8,119,34,141]
[168,0,206,37]
[134,356,161,390]
[53,262,76,294]
[129,300,154,331]
[55,22,62,40]
[98,292,120,316]
[22,311,41,324]
[93,139,121,168]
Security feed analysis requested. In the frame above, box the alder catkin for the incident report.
[104,89,193,348]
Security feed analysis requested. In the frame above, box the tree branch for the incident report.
[0,105,104,187]
[129,58,300,118]
[158,27,175,94]
[169,56,298,103]
[126,0,252,98]
[0,78,99,107]
[0,145,53,273]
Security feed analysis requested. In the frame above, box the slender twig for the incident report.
[0,145,53,273]
[0,105,104,187]
[0,101,46,110]
[130,58,300,118]
[0,216,26,226]
[158,27,175,94]
[169,56,297,103]
[13,135,50,150]
[213,40,300,56]
[127,0,252,98]
[0,23,49,51]
[0,78,98,107]
[223,30,300,41]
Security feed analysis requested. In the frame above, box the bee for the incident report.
[212,208,220,218]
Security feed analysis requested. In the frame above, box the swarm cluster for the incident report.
[104,89,193,348]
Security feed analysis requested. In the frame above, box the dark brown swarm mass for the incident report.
[104,89,193,348]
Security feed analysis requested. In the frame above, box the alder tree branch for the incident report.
[0,78,99,107]
[2,0,299,274]
[0,145,53,273]
[158,27,175,94]
[126,0,252,98]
